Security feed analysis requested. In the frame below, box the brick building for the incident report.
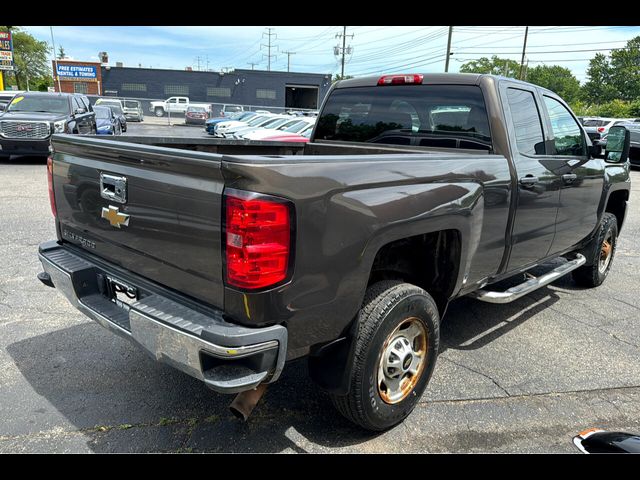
[52,60,103,95]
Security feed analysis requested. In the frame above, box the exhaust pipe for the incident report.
[229,384,268,421]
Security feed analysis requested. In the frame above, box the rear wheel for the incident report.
[329,281,440,431]
[572,212,618,287]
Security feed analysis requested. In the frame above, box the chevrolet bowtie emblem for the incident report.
[101,205,130,228]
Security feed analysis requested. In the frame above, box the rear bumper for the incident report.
[38,240,287,394]
[0,137,51,156]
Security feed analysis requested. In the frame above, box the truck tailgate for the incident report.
[50,136,225,309]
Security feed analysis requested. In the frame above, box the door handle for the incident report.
[519,175,539,187]
[562,173,578,184]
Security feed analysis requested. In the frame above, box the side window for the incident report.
[72,97,84,112]
[543,96,586,157]
[178,98,188,104]
[506,88,545,155]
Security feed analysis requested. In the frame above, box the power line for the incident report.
[335,26,354,77]
[283,51,295,72]
[261,27,278,71]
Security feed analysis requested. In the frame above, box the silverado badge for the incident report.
[101,205,130,228]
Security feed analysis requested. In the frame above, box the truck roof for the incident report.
[333,73,547,92]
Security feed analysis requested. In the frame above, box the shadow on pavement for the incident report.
[0,155,48,165]
[6,269,575,452]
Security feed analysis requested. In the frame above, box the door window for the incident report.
[506,88,545,156]
[543,96,586,157]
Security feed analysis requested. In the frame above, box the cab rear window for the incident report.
[315,84,492,151]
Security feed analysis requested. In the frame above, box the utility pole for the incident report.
[261,27,278,71]
[283,51,295,72]
[195,56,202,71]
[334,26,354,78]
[206,55,210,71]
[50,26,62,93]
[247,62,258,70]
[519,26,529,80]
[445,26,453,72]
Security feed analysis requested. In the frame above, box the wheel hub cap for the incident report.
[377,317,428,405]
[599,231,613,274]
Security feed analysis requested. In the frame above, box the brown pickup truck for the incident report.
[38,73,631,431]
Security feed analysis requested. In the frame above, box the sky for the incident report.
[23,25,640,83]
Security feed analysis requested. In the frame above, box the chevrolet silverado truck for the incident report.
[37,73,631,431]
[149,96,210,117]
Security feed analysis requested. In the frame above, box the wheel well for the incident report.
[368,230,461,315]
[606,190,628,232]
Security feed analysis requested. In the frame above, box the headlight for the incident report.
[53,120,66,133]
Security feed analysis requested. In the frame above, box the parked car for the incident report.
[205,111,257,135]
[600,121,640,168]
[261,130,311,143]
[38,73,631,431]
[0,90,25,112]
[94,105,122,135]
[211,103,244,118]
[582,117,627,156]
[0,92,96,158]
[95,99,127,133]
[185,106,209,125]
[149,96,210,117]
[121,99,144,122]
[230,115,296,139]
[242,117,315,141]
[213,114,275,137]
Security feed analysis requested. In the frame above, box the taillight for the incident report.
[597,127,606,133]
[47,156,56,217]
[224,190,293,290]
[377,74,424,86]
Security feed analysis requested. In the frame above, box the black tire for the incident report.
[154,107,164,117]
[572,212,618,288]
[329,281,440,431]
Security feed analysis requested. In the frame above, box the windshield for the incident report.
[246,115,270,126]
[94,106,112,119]
[106,104,123,115]
[124,101,139,108]
[188,107,206,112]
[261,118,289,129]
[7,95,70,114]
[583,119,609,127]
[315,84,492,151]
[284,120,313,133]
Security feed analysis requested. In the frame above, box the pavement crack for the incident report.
[549,305,639,350]
[441,357,511,397]
[611,296,640,311]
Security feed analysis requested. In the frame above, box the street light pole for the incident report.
[50,26,62,92]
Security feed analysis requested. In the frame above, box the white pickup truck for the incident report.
[149,96,210,117]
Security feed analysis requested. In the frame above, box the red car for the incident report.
[185,106,209,125]
[261,133,310,143]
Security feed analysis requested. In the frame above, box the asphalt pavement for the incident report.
[0,137,639,452]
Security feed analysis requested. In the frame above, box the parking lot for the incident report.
[0,126,639,452]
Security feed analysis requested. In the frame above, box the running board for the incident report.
[470,254,586,304]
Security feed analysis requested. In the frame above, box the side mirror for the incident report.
[604,125,630,163]
[0,103,5,112]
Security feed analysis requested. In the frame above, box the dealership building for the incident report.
[53,60,332,110]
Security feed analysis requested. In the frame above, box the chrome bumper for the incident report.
[38,241,287,393]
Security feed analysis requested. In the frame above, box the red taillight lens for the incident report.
[225,191,292,290]
[597,127,606,133]
[377,74,424,86]
[47,156,56,217]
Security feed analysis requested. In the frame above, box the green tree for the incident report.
[459,55,520,78]
[57,45,66,59]
[332,74,353,84]
[609,36,640,101]
[592,99,632,118]
[7,28,52,91]
[582,53,617,103]
[526,65,581,103]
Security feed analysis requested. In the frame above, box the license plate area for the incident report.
[98,273,139,309]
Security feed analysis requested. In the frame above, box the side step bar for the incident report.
[470,254,586,304]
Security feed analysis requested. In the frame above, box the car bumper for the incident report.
[0,137,51,156]
[186,118,207,125]
[38,241,287,394]
[124,114,142,121]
